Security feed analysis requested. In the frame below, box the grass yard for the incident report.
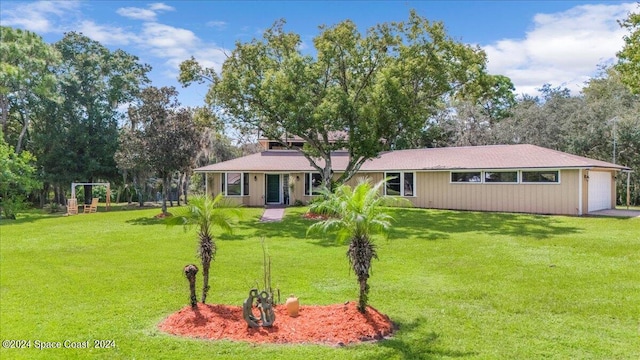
[1,206,639,359]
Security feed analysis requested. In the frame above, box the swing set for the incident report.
[66,182,111,215]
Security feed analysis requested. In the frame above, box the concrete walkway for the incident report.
[260,205,286,222]
[588,209,640,218]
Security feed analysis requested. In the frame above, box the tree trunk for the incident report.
[201,261,210,304]
[176,172,182,206]
[84,184,93,205]
[133,176,143,207]
[0,94,8,136]
[199,232,214,304]
[161,177,168,214]
[183,172,190,204]
[184,264,199,308]
[15,109,29,154]
[348,235,378,313]
[58,186,66,206]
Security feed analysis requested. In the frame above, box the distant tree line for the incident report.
[0,27,240,218]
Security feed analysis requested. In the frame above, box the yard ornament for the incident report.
[242,289,275,327]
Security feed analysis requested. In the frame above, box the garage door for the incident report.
[588,171,612,212]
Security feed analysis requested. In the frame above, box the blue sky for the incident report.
[2,1,636,107]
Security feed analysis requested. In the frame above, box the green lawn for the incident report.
[1,206,639,359]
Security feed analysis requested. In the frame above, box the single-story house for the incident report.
[194,142,631,216]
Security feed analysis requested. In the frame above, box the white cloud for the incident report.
[116,7,157,21]
[149,3,175,12]
[0,0,81,33]
[116,3,175,21]
[483,2,636,96]
[78,20,138,45]
[206,20,228,29]
[141,22,198,52]
[138,22,228,78]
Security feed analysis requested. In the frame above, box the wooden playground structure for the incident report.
[66,182,111,215]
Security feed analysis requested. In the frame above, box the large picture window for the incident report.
[451,171,482,183]
[220,173,250,196]
[484,171,518,183]
[385,172,415,197]
[305,173,323,196]
[522,171,559,183]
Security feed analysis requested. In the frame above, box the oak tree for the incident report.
[180,11,499,187]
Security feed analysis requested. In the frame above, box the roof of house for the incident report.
[194,144,630,172]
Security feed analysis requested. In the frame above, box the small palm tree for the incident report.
[307,178,406,313]
[167,194,241,304]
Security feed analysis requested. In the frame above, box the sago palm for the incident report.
[308,178,405,313]
[167,194,241,304]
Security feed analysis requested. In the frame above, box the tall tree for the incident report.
[180,11,500,187]
[581,68,640,205]
[616,6,640,94]
[114,126,151,205]
[42,32,150,203]
[0,26,59,154]
[125,86,199,213]
[493,85,581,151]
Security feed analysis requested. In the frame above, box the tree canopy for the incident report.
[122,86,199,213]
[180,11,508,187]
[0,26,59,154]
[616,6,640,94]
[32,32,151,202]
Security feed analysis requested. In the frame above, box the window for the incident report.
[484,171,518,183]
[403,172,414,196]
[522,171,559,183]
[385,172,415,197]
[386,172,401,196]
[243,173,250,196]
[220,173,249,196]
[305,173,323,196]
[226,172,242,195]
[451,172,482,183]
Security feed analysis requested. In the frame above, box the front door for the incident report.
[266,174,281,204]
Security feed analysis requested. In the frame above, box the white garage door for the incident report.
[588,171,612,212]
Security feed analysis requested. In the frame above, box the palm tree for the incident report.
[307,178,406,313]
[167,194,241,304]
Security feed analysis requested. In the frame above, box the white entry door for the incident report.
[588,171,612,212]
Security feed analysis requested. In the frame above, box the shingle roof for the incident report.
[194,144,630,172]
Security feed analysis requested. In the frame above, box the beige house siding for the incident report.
[243,173,263,206]
[342,169,581,215]
[289,172,305,204]
[410,170,581,215]
[204,169,599,215]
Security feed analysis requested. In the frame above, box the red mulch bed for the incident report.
[159,302,395,346]
[302,212,330,220]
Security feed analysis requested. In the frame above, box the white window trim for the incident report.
[448,169,562,185]
[483,170,519,185]
[384,172,416,197]
[222,172,248,197]
[306,173,323,196]
[450,171,483,184]
[520,169,561,184]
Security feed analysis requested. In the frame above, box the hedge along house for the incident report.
[194,140,631,216]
